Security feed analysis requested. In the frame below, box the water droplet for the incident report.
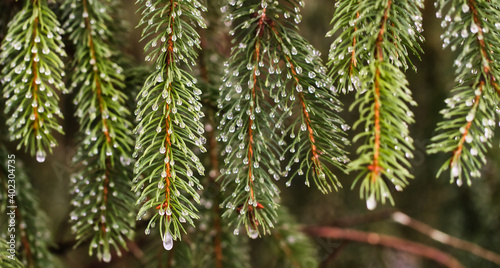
[233,229,239,235]
[470,23,478,34]
[462,3,469,13]
[470,148,478,156]
[295,66,302,74]
[366,194,377,210]
[451,163,460,177]
[102,251,111,262]
[163,232,174,250]
[395,185,403,192]
[36,151,46,162]
[248,227,259,239]
[466,113,474,122]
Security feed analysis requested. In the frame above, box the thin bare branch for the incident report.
[392,212,500,265]
[303,226,464,268]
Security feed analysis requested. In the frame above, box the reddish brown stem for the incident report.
[349,12,359,76]
[82,0,112,144]
[274,25,322,175]
[450,0,498,163]
[31,16,40,135]
[368,0,391,182]
[200,38,224,268]
[157,0,176,218]
[15,209,33,268]
[451,82,483,166]
[247,9,267,206]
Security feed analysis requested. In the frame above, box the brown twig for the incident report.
[205,111,223,268]
[328,209,396,227]
[317,210,500,266]
[303,226,464,268]
[319,241,349,268]
[392,211,500,265]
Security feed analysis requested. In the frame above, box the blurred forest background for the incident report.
[1,0,500,267]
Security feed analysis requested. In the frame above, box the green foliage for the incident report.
[0,239,23,268]
[61,0,136,262]
[428,0,500,186]
[218,0,348,238]
[328,0,424,209]
[0,147,56,267]
[0,0,67,160]
[132,0,208,249]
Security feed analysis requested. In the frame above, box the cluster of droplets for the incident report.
[428,0,500,186]
[68,156,135,262]
[133,0,208,251]
[328,0,424,94]
[0,0,68,161]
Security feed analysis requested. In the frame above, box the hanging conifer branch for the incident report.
[61,0,136,262]
[0,0,67,161]
[329,0,424,209]
[0,148,56,267]
[428,0,500,186]
[133,0,207,251]
[218,0,348,238]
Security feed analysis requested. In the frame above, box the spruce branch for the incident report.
[133,0,207,251]
[0,0,67,161]
[0,239,23,268]
[0,148,57,267]
[61,0,136,262]
[219,0,348,238]
[428,0,500,186]
[329,0,424,209]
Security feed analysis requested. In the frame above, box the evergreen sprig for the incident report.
[0,239,22,268]
[329,0,424,209]
[0,148,56,267]
[218,0,348,238]
[0,0,67,161]
[133,0,207,250]
[61,0,136,262]
[428,0,500,186]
